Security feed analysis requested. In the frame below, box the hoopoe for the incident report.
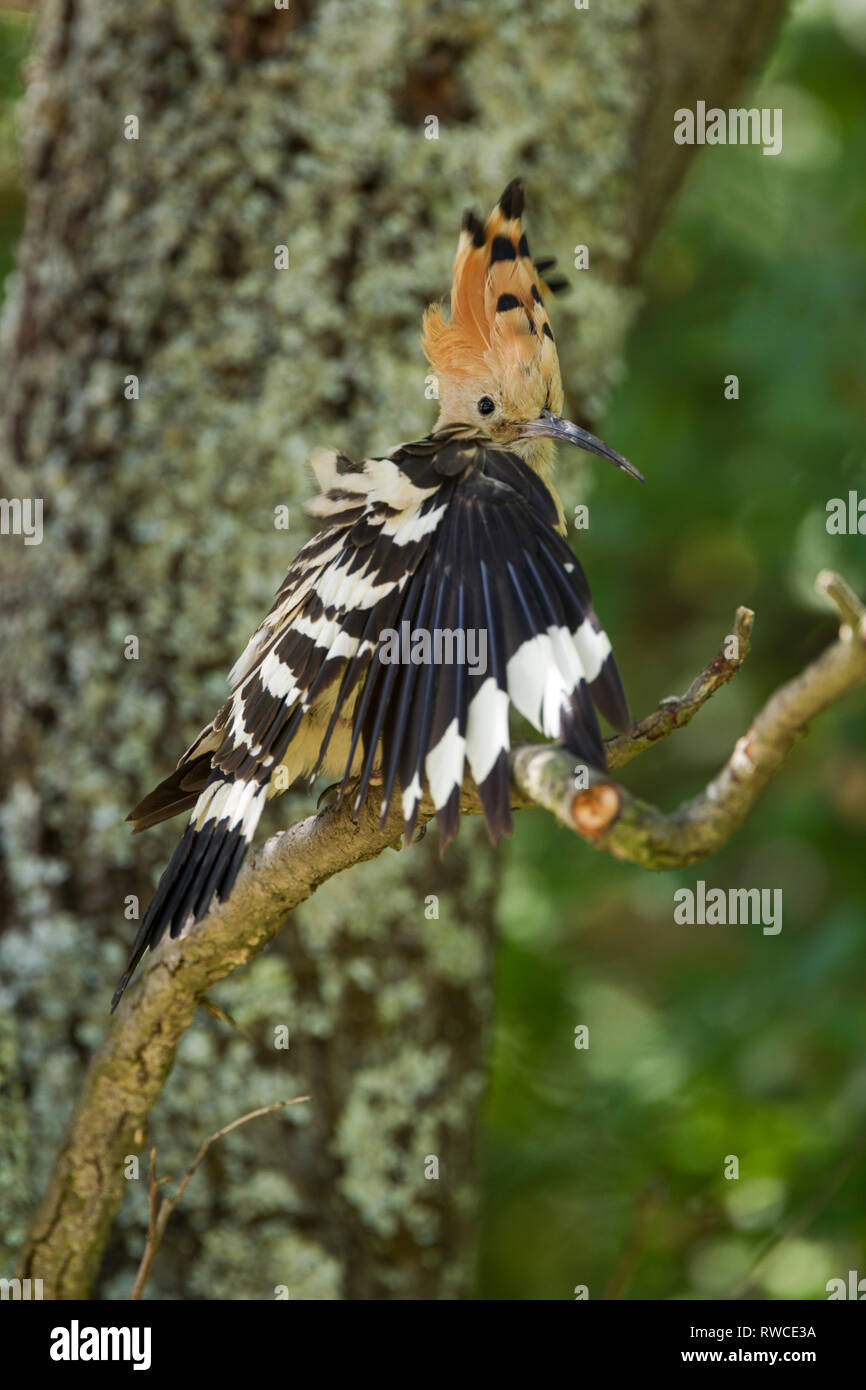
[113,178,643,1009]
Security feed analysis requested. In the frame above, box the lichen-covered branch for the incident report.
[509,573,866,866]
[20,571,863,1296]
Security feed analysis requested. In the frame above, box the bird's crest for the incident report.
[422,178,565,401]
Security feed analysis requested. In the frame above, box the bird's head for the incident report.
[422,178,643,514]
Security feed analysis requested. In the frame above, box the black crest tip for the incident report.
[461,210,485,247]
[498,177,524,220]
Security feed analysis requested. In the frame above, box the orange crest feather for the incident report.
[422,178,562,397]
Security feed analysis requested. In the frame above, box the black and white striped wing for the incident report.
[115,448,446,1004]
[127,446,444,832]
[116,433,629,1007]
[342,436,630,846]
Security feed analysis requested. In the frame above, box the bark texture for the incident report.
[0,0,787,1299]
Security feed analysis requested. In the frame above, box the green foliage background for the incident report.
[1,0,863,1299]
[486,4,866,1299]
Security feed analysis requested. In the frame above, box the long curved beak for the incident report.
[522,408,645,482]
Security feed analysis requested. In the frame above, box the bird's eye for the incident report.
[477,396,495,416]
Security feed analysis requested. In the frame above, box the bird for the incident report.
[112,177,644,1010]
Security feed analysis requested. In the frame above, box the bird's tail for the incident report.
[112,773,267,1010]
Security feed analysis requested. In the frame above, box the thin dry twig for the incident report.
[605,605,754,769]
[603,1175,667,1300]
[130,1096,310,1300]
[197,996,256,1041]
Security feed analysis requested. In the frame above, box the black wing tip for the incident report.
[110,928,157,1013]
[484,814,514,847]
[561,684,607,772]
[474,751,514,845]
[434,787,461,852]
[111,816,251,1011]
[110,974,132,1013]
[482,800,514,846]
[110,922,159,1011]
[589,652,632,735]
[609,705,632,736]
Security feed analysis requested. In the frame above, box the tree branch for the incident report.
[20,572,865,1296]
[509,572,866,866]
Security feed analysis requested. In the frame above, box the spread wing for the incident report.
[339,434,630,846]
[116,432,629,1007]
[126,443,447,832]
[129,431,629,849]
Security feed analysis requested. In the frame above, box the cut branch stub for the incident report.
[572,782,623,837]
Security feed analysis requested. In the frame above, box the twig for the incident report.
[504,575,866,866]
[198,996,255,1042]
[603,1175,667,1300]
[816,568,866,630]
[605,605,754,769]
[130,1096,310,1300]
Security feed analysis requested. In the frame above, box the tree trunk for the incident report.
[0,0,787,1299]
